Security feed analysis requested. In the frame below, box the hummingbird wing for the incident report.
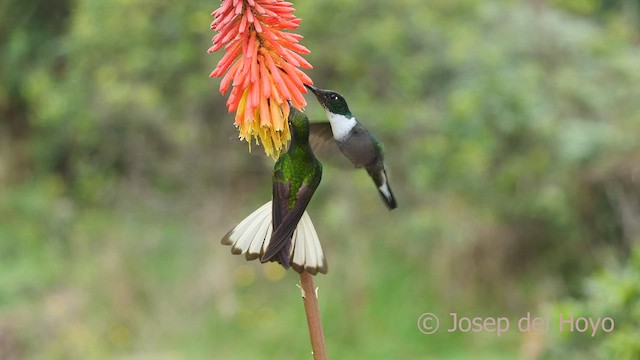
[261,175,321,265]
[309,122,354,169]
[221,201,327,274]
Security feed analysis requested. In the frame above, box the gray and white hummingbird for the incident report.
[305,84,397,210]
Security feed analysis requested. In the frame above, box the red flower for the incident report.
[209,0,313,158]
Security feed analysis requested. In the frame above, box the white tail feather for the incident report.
[221,201,327,274]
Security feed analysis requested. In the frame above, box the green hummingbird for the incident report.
[305,84,397,210]
[221,102,327,274]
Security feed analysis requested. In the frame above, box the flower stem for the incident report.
[300,271,328,360]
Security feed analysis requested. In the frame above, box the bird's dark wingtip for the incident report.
[260,250,291,270]
[278,253,291,269]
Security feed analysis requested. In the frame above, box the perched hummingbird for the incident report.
[305,84,397,210]
[221,102,327,274]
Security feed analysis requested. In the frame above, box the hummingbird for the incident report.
[221,102,327,274]
[304,84,397,210]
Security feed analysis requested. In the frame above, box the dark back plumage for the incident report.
[261,105,323,267]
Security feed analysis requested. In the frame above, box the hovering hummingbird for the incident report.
[304,84,397,210]
[221,102,327,274]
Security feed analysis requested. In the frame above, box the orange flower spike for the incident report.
[210,0,313,158]
[269,98,282,130]
[251,84,260,112]
[279,67,305,107]
[259,58,271,99]
[218,60,241,94]
[260,47,290,99]
[269,76,283,104]
[292,65,313,85]
[259,94,270,127]
[235,88,249,127]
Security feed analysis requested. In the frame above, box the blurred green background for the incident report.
[2,0,640,359]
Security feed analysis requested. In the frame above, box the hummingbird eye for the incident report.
[330,94,339,101]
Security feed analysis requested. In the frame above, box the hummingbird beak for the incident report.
[304,83,318,95]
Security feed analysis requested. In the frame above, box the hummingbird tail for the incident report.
[289,211,328,275]
[368,168,397,210]
[221,201,328,274]
[378,181,397,210]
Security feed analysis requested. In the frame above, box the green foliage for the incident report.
[545,250,640,360]
[1,0,640,358]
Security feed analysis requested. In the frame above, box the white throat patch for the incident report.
[326,111,356,140]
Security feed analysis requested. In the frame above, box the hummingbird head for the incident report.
[304,84,352,117]
[287,100,310,141]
